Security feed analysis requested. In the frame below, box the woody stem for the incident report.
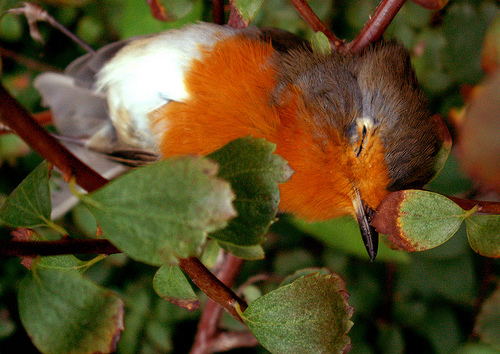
[180,257,248,323]
[347,0,407,53]
[0,84,108,192]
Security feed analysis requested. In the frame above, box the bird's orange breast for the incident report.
[150,35,280,156]
[150,35,391,221]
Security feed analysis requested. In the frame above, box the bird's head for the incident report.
[273,41,443,260]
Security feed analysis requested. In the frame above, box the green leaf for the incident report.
[310,31,331,55]
[153,265,200,311]
[217,241,265,260]
[0,161,64,233]
[81,156,236,266]
[242,272,353,353]
[200,239,221,268]
[208,137,293,247]
[474,286,500,350]
[232,0,265,24]
[292,217,410,263]
[466,214,500,258]
[0,160,50,227]
[18,255,124,354]
[372,190,468,252]
[411,28,453,94]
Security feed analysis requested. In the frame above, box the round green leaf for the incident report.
[81,156,236,266]
[18,255,124,354]
[242,272,353,353]
[153,265,200,310]
[310,31,332,55]
[208,137,293,247]
[0,161,63,233]
[466,214,500,258]
[372,190,467,252]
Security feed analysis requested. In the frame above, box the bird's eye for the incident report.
[349,117,374,158]
[356,125,368,157]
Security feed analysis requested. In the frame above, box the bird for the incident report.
[34,22,444,261]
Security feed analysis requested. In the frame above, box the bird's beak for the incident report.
[352,186,379,261]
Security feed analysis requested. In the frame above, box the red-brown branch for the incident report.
[0,84,108,192]
[0,239,248,322]
[180,257,248,323]
[347,0,407,53]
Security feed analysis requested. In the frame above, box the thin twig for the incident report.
[236,273,273,295]
[288,0,345,51]
[0,84,108,192]
[347,0,407,53]
[9,3,95,53]
[190,300,222,354]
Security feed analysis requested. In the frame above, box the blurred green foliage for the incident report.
[1,0,500,353]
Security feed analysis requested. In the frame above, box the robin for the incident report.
[35,22,444,261]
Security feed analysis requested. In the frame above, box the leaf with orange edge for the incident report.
[372,190,470,252]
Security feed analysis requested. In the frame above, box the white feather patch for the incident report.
[96,23,238,145]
